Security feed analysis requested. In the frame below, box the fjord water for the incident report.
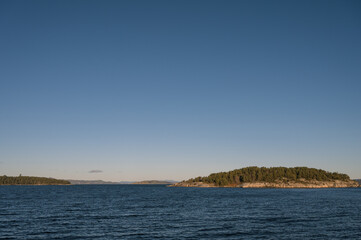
[1,185,360,239]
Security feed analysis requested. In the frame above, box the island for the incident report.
[0,175,71,185]
[133,180,177,185]
[171,167,360,188]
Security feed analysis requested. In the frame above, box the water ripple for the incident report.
[0,186,360,239]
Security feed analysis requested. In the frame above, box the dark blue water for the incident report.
[1,185,360,239]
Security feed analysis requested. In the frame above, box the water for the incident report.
[0,185,360,239]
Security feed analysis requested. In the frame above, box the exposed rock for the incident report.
[354,179,361,185]
[171,179,359,188]
[240,179,359,188]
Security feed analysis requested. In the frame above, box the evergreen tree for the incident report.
[184,167,350,186]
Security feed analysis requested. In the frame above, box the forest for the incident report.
[0,175,70,185]
[185,167,351,186]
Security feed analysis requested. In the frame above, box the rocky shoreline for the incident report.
[170,179,360,188]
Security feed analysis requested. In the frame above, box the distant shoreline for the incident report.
[0,184,70,186]
[0,176,70,185]
[132,180,176,185]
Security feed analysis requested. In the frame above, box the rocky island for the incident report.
[171,167,359,188]
[0,175,70,185]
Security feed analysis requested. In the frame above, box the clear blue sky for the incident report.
[1,0,360,181]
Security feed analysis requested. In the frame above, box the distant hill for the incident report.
[172,167,359,188]
[67,180,134,184]
[133,180,177,185]
[0,175,70,185]
[68,179,177,185]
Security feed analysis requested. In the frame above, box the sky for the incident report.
[1,0,360,181]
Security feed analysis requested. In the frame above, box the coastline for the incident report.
[0,184,71,186]
[170,179,360,188]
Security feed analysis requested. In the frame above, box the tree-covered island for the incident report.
[171,167,359,188]
[0,175,70,185]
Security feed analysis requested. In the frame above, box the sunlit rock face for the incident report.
[171,179,360,188]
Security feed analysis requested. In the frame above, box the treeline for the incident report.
[186,167,350,186]
[0,176,70,185]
